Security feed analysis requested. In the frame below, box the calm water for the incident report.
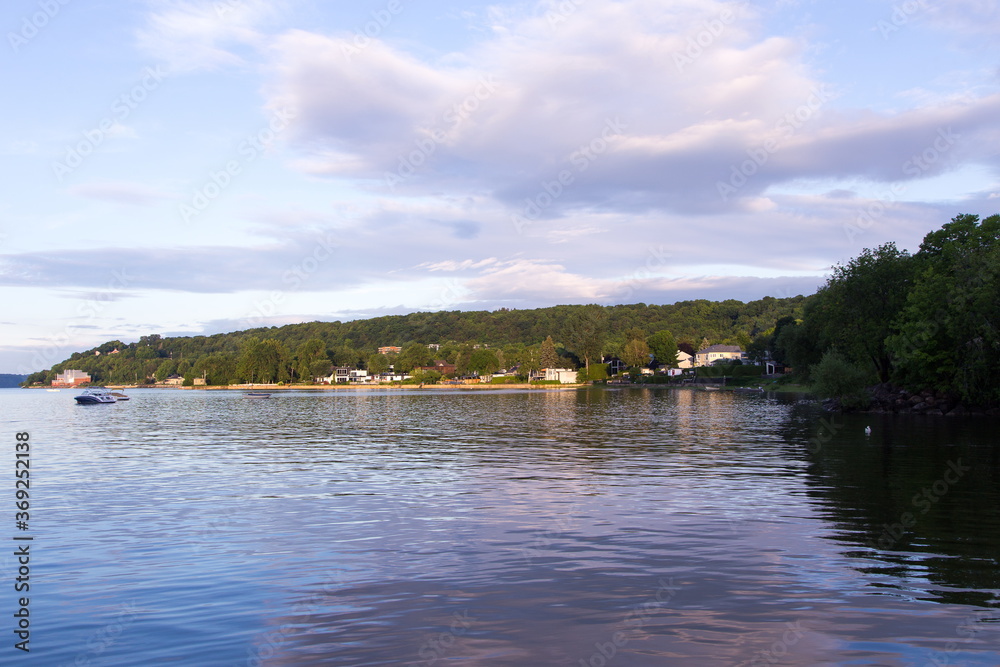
[3,387,999,665]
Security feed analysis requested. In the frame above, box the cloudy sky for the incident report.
[1,0,998,373]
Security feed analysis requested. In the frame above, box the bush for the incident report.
[810,349,871,409]
[577,364,608,383]
[490,376,521,384]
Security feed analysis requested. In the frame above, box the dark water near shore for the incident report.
[3,387,999,665]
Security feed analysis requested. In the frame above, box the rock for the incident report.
[925,409,944,416]
[912,402,929,412]
[909,395,924,405]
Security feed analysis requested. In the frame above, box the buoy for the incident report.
[865,426,872,436]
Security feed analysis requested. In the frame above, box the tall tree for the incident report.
[539,335,559,369]
[622,339,651,368]
[647,330,678,367]
[808,242,915,383]
[562,304,607,371]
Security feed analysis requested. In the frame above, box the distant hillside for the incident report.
[0,374,28,388]
[24,297,809,385]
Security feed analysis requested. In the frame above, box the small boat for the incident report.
[111,391,130,401]
[46,388,61,392]
[702,385,721,391]
[74,387,117,404]
[244,392,272,398]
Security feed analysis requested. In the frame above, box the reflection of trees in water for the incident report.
[786,403,1000,606]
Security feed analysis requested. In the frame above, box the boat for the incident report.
[111,391,130,401]
[701,385,721,391]
[74,387,117,404]
[46,388,61,392]
[244,392,271,398]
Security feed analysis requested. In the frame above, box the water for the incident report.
[3,387,999,665]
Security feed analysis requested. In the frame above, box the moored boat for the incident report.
[244,392,271,398]
[75,387,117,404]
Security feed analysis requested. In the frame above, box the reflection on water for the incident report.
[3,387,998,665]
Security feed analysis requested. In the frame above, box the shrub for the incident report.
[811,349,871,409]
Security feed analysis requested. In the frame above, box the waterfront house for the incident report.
[417,360,457,376]
[695,345,745,367]
[676,350,694,369]
[531,368,578,383]
[52,369,91,387]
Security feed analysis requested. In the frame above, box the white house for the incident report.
[533,368,578,383]
[675,350,693,369]
[695,345,745,367]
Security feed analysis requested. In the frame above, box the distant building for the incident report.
[378,346,402,355]
[675,350,693,369]
[52,369,91,387]
[417,360,457,376]
[162,374,184,386]
[532,368,578,383]
[695,345,745,367]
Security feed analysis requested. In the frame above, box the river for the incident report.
[3,387,998,665]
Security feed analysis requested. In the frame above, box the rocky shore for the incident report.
[825,383,1000,417]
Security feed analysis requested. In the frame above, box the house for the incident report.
[378,346,402,354]
[378,372,410,382]
[52,369,91,387]
[675,350,694,369]
[417,360,457,376]
[603,356,626,375]
[695,345,745,367]
[531,368,578,383]
[162,374,184,386]
[348,370,372,383]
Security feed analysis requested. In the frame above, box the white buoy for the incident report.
[865,426,872,436]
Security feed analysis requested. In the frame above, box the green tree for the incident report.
[563,304,607,371]
[467,348,501,375]
[808,242,915,382]
[539,335,559,369]
[367,353,390,375]
[295,338,328,382]
[622,338,650,368]
[647,330,678,367]
[811,349,871,410]
[154,359,177,382]
[888,213,1000,403]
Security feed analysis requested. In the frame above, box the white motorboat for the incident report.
[111,391,130,401]
[74,387,117,404]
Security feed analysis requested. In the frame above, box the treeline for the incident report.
[23,298,807,386]
[769,213,1000,407]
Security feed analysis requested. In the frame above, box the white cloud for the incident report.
[137,0,282,72]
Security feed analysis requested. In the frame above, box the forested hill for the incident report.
[25,297,808,385]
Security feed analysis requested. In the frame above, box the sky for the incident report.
[1,0,998,374]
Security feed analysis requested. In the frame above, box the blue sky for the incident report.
[1,0,998,373]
